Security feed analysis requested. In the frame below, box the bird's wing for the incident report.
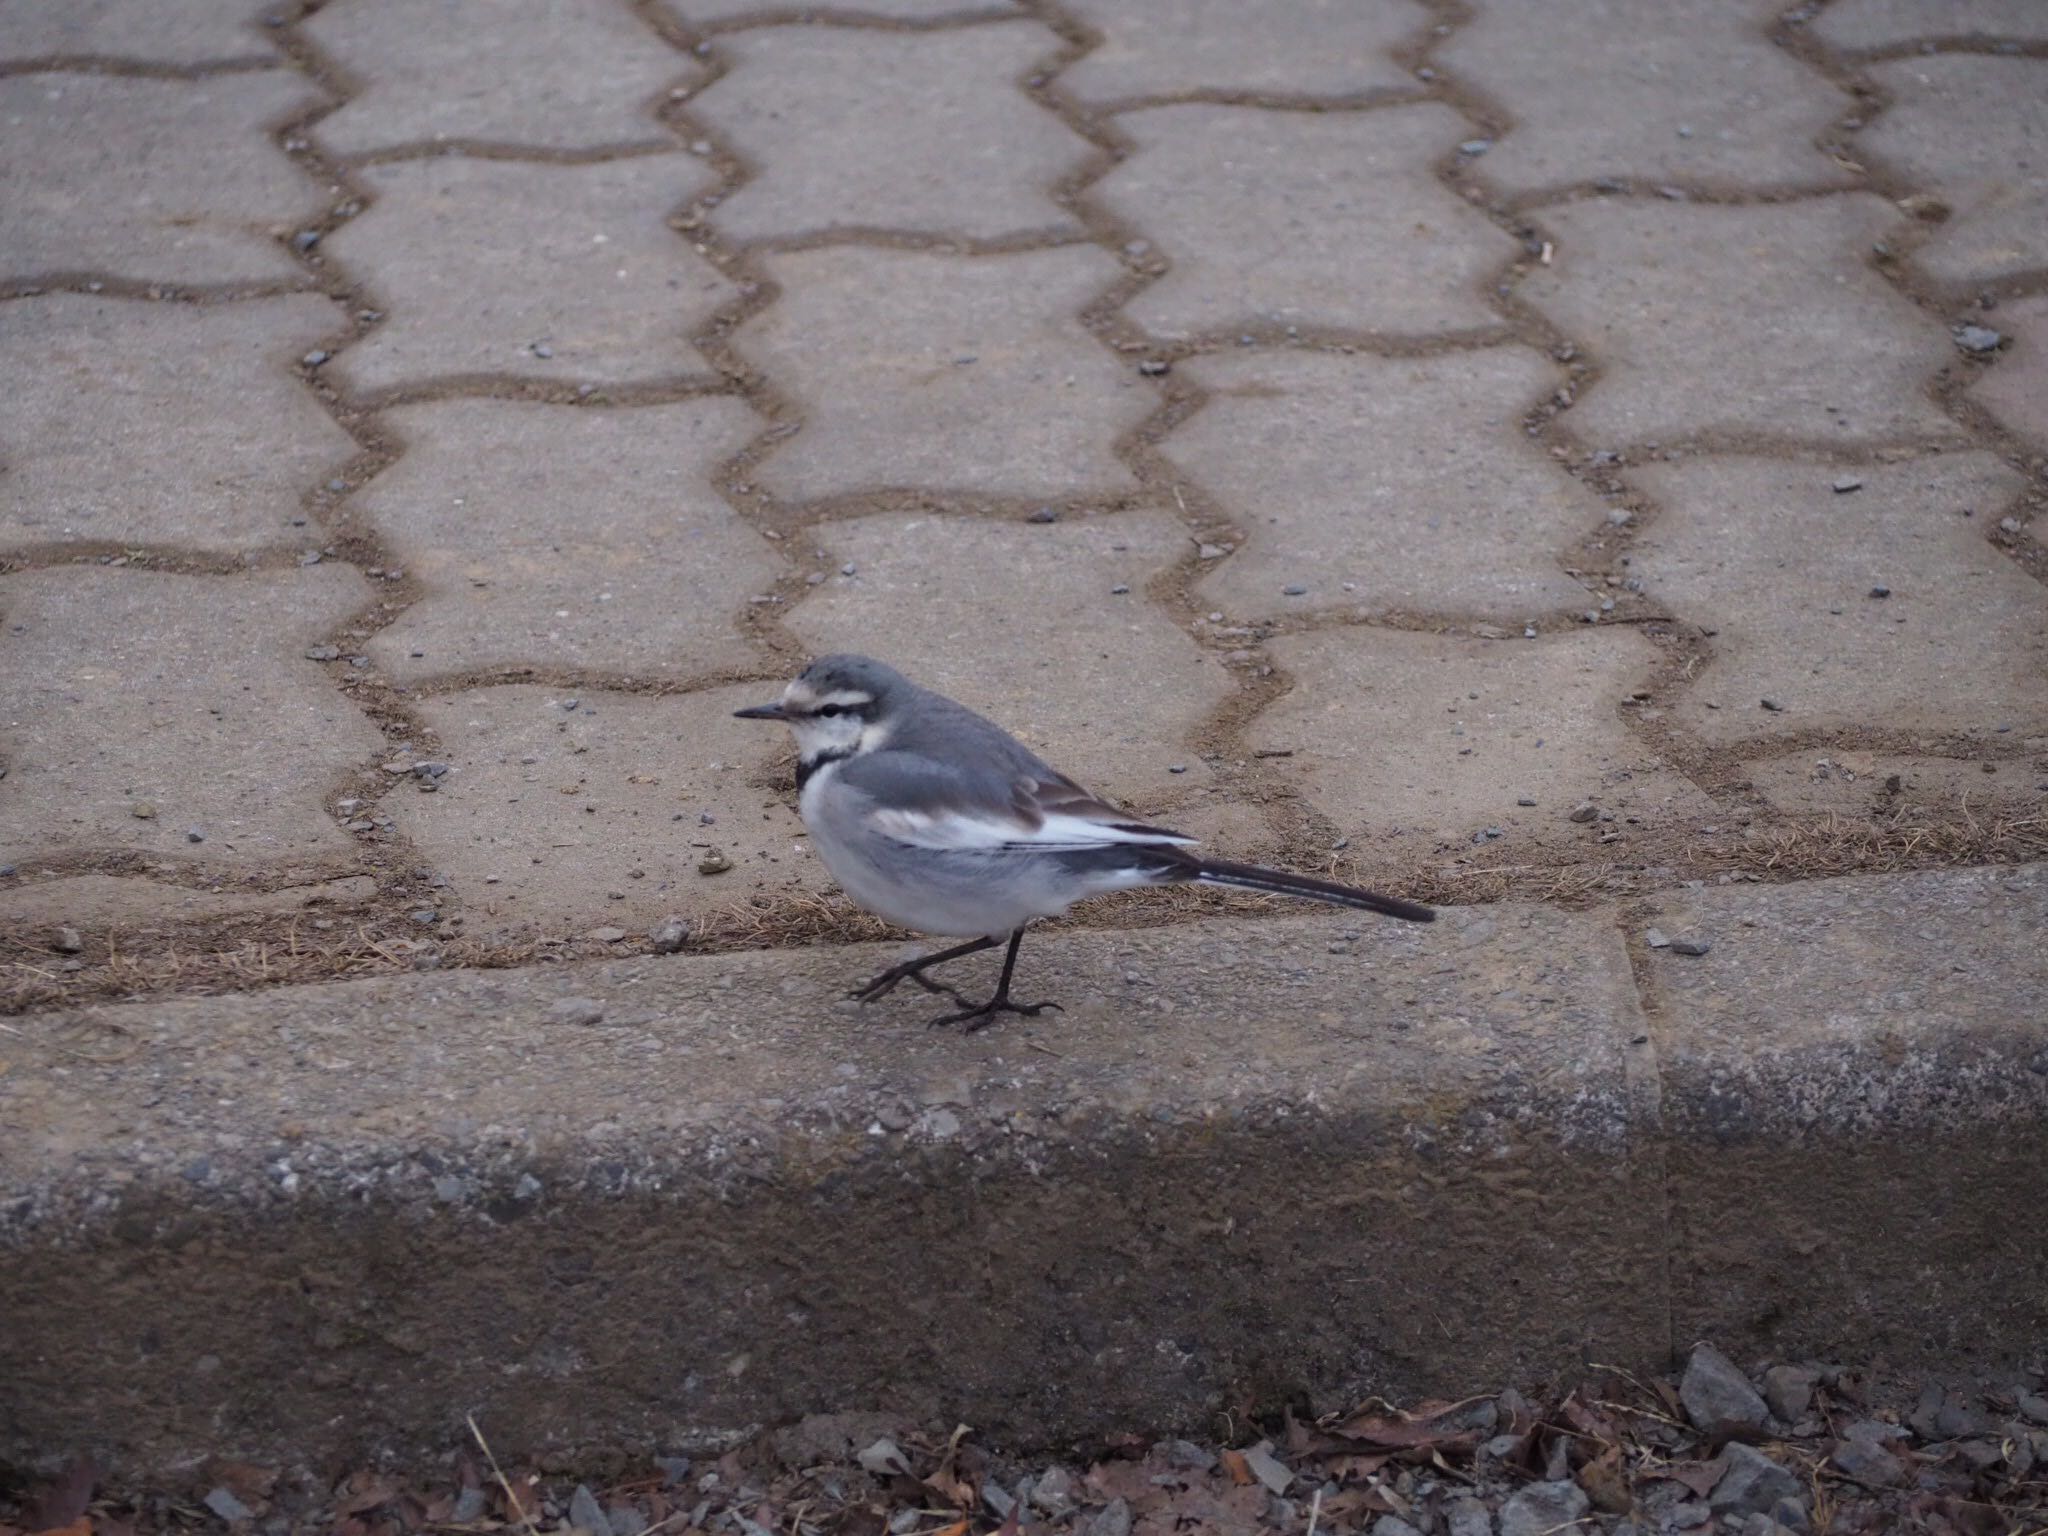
[833,750,1195,854]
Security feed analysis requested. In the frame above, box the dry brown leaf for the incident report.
[1218,1449,1253,1487]
[1578,1444,1633,1514]
[929,1521,968,1536]
[30,1523,88,1536]
[1656,1460,1726,1499]
[335,1472,399,1517]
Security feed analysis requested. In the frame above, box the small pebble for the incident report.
[649,916,691,954]
[1760,697,1784,711]
[304,644,341,661]
[1831,476,1863,494]
[1869,585,1890,599]
[1517,797,1537,807]
[410,908,437,924]
[1168,763,1187,774]
[53,926,84,955]
[1110,583,1130,595]
[1282,583,1308,596]
[1952,323,2004,354]
[1569,803,1600,823]
[587,926,628,944]
[131,800,157,819]
[1670,936,1713,956]
[1645,927,1670,948]
[185,827,205,843]
[698,851,733,875]
[1027,507,1060,524]
[1458,138,1492,156]
[2000,516,2024,534]
[1136,358,1170,377]
[547,996,605,1027]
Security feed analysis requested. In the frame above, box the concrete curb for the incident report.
[3,865,2044,1478]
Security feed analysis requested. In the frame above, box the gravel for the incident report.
[1709,1444,1805,1518]
[1497,1481,1587,1536]
[649,916,691,954]
[1680,1342,1772,1436]
[1762,1363,1819,1422]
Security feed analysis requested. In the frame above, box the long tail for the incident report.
[1185,855,1435,923]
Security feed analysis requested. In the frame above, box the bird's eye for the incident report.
[814,703,846,718]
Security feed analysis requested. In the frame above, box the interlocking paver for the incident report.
[0,566,380,867]
[786,511,1263,849]
[1055,0,1421,105]
[305,0,691,156]
[1441,0,1848,191]
[1097,104,1513,338]
[1,294,354,555]
[324,157,735,395]
[1162,349,1600,623]
[1626,454,2046,742]
[691,23,1085,243]
[1522,196,1957,446]
[1968,293,2048,455]
[737,246,1141,504]
[1860,56,2048,288]
[670,0,1018,19]
[1813,0,2048,48]
[387,684,825,932]
[1254,628,1712,846]
[0,72,325,285]
[357,398,769,682]
[0,0,278,64]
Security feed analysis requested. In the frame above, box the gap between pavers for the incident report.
[3,866,2044,1480]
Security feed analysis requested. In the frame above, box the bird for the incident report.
[734,654,1434,1029]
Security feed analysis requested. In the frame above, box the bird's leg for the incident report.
[851,934,997,1005]
[927,930,1063,1032]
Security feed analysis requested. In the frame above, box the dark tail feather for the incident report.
[1188,855,1435,923]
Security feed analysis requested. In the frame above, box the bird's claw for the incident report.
[926,997,1063,1032]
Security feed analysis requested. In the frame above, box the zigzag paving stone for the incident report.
[357,398,769,683]
[324,157,735,395]
[787,511,1264,852]
[737,247,1142,505]
[1253,628,1711,850]
[1968,293,2048,455]
[0,72,326,286]
[304,0,692,156]
[0,0,279,64]
[1522,196,1958,447]
[1440,0,1848,192]
[1097,104,1514,339]
[1643,865,2048,1364]
[1625,454,2048,743]
[0,294,354,555]
[1162,349,1600,624]
[691,24,1086,244]
[1859,56,2048,289]
[1055,0,1421,105]
[0,566,380,868]
[1812,0,2048,47]
[387,684,826,934]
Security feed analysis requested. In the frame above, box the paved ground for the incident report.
[2,0,2046,1487]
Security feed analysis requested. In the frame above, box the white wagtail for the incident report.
[736,654,1434,1029]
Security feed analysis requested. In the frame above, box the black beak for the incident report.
[733,702,788,721]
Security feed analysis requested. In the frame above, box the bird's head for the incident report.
[733,653,910,760]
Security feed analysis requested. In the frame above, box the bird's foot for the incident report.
[926,996,1063,1033]
[851,960,968,1006]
